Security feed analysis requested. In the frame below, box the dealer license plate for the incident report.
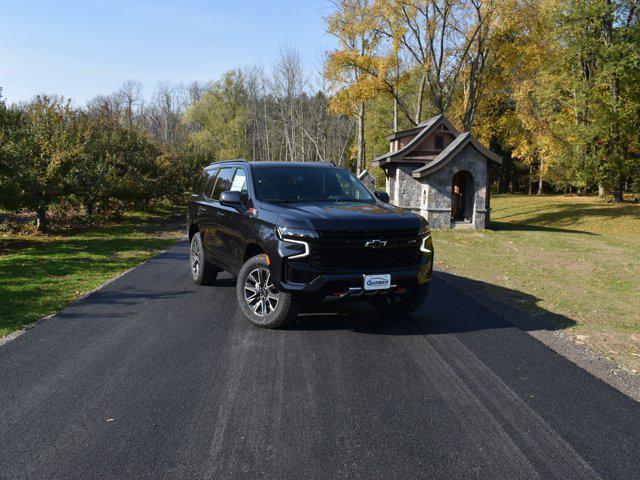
[363,274,391,291]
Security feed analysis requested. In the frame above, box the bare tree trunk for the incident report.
[528,164,533,195]
[605,0,624,203]
[263,100,271,161]
[415,73,426,124]
[393,97,398,131]
[598,183,606,198]
[36,206,47,232]
[613,176,624,202]
[357,102,365,174]
[537,158,544,195]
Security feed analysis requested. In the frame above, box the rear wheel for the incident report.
[190,232,219,285]
[369,284,429,316]
[236,254,300,328]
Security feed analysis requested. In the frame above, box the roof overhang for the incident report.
[372,114,456,167]
[411,132,502,178]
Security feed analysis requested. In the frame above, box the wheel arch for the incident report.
[244,242,265,262]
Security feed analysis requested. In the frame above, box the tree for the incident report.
[542,0,640,200]
[0,95,31,211]
[14,97,82,230]
[326,0,384,173]
[385,0,498,130]
[184,70,251,161]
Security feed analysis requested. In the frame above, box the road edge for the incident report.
[0,240,184,349]
[435,268,640,403]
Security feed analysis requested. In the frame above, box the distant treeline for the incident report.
[2,0,640,232]
[0,48,353,231]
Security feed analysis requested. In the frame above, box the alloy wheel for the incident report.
[190,239,200,280]
[244,267,279,316]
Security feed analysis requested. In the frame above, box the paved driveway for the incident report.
[0,242,638,479]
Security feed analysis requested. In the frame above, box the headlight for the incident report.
[419,222,432,253]
[420,235,432,253]
[276,226,318,240]
[276,227,317,259]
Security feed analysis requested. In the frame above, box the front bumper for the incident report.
[274,255,433,300]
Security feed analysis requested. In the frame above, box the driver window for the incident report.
[230,168,247,194]
[211,168,234,200]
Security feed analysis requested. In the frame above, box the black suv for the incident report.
[187,160,433,328]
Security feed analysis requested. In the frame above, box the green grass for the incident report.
[433,195,640,373]
[0,210,183,337]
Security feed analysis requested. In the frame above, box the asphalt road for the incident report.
[1,242,639,480]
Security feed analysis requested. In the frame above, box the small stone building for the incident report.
[371,114,502,229]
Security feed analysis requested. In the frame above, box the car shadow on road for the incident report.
[55,288,194,318]
[287,271,577,336]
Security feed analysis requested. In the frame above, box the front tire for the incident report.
[369,284,429,316]
[236,254,300,328]
[190,232,219,285]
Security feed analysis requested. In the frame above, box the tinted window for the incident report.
[203,170,218,198]
[252,166,375,203]
[211,168,235,200]
[230,168,247,193]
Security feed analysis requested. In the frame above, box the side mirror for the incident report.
[220,190,242,207]
[374,190,390,203]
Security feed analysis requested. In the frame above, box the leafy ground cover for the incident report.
[433,195,640,373]
[0,209,183,337]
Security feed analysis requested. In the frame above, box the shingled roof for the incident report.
[412,132,502,178]
[371,115,501,175]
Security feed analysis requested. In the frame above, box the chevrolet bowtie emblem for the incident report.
[364,239,387,248]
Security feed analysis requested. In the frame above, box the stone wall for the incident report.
[395,164,423,209]
[393,143,489,229]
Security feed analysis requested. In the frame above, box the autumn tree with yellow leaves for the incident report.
[325,0,640,196]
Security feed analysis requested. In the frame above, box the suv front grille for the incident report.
[307,228,422,271]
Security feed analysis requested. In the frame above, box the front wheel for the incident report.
[236,254,300,328]
[369,284,429,316]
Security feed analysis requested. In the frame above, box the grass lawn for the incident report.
[433,194,640,373]
[0,209,183,338]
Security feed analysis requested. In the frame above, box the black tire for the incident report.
[189,232,219,285]
[236,254,300,328]
[369,283,429,316]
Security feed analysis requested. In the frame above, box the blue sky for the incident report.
[1,0,335,105]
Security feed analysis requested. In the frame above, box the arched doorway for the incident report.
[451,171,474,222]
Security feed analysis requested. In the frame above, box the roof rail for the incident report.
[205,159,250,169]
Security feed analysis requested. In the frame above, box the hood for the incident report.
[264,201,422,230]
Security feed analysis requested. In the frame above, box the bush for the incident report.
[0,95,198,231]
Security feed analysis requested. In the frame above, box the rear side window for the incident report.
[211,168,235,200]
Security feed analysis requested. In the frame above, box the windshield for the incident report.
[252,165,376,203]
